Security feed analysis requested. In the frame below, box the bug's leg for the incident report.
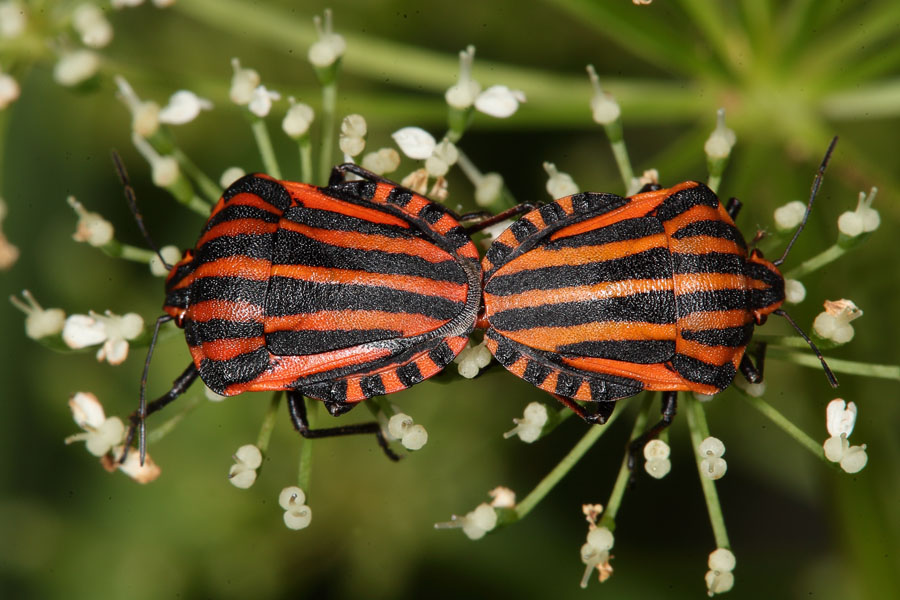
[121,363,199,464]
[725,197,742,220]
[328,163,398,187]
[286,391,400,461]
[739,342,767,384]
[463,203,539,235]
[627,391,678,471]
[551,394,616,425]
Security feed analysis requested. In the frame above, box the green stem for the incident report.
[766,347,900,381]
[784,243,845,279]
[685,396,730,549]
[514,400,626,520]
[599,395,653,530]
[297,397,315,493]
[318,82,337,185]
[170,147,222,204]
[256,392,282,453]
[99,240,156,263]
[739,393,830,463]
[251,118,282,179]
[603,120,634,194]
[298,136,313,183]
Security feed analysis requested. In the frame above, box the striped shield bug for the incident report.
[116,160,482,462]
[479,139,839,454]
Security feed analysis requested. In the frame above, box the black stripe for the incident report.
[485,248,672,295]
[164,287,190,309]
[323,181,377,203]
[202,204,280,234]
[538,202,567,226]
[191,276,269,305]
[418,203,445,225]
[303,379,348,404]
[196,233,274,262]
[555,372,581,397]
[272,230,466,283]
[484,241,514,272]
[265,328,402,356]
[672,219,747,249]
[185,319,263,345]
[360,374,386,398]
[442,226,471,251]
[397,362,424,387]
[522,359,551,386]
[672,353,735,389]
[672,252,744,275]
[570,192,628,215]
[491,336,521,368]
[198,347,270,393]
[429,340,456,368]
[655,184,718,221]
[556,339,674,363]
[681,325,754,348]
[545,217,662,250]
[282,205,411,238]
[510,218,538,243]
[222,175,291,211]
[588,377,643,402]
[385,187,413,207]
[676,289,748,315]
[266,278,463,321]
[490,291,676,332]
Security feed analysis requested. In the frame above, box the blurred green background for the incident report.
[1,1,898,598]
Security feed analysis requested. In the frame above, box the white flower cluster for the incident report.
[705,548,736,596]
[229,59,280,118]
[9,290,66,339]
[586,65,620,125]
[283,98,315,139]
[698,436,727,480]
[454,340,492,379]
[228,444,263,489]
[445,45,526,118]
[339,114,367,158]
[704,108,736,160]
[62,310,144,365]
[837,188,879,237]
[435,502,498,541]
[503,402,549,443]
[643,439,671,479]
[813,298,862,344]
[387,413,428,451]
[580,525,614,588]
[823,399,868,473]
[279,486,312,530]
[307,9,346,69]
[543,162,578,199]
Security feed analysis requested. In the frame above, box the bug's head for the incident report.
[162,248,195,325]
[745,248,785,325]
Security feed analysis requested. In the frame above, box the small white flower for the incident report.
[705,548,736,596]
[360,148,401,175]
[148,245,181,277]
[339,114,367,157]
[307,9,346,69]
[474,172,504,207]
[837,187,880,237]
[228,444,263,489]
[0,71,20,109]
[813,299,863,344]
[400,168,429,196]
[248,85,280,118]
[62,310,144,365]
[445,45,481,109]
[454,340,492,379]
[488,486,516,508]
[587,65,620,125]
[219,167,246,189]
[699,436,727,480]
[114,76,160,138]
[823,398,868,473]
[826,398,857,438]
[839,445,868,474]
[474,85,526,118]
[65,392,126,457]
[0,1,27,38]
[503,402,549,443]
[774,200,807,231]
[643,439,671,479]
[580,526,615,588]
[392,127,436,160]
[53,49,101,87]
[158,90,212,125]
[543,162,578,199]
[67,196,114,247]
[282,99,315,139]
[72,4,113,48]
[279,486,312,529]
[387,413,429,451]
[425,139,460,178]
[784,279,806,304]
[435,502,497,540]
[229,58,260,106]
[9,289,66,339]
[704,108,736,160]
[131,133,180,188]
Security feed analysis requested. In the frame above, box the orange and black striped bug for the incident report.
[116,160,489,462]
[479,138,840,462]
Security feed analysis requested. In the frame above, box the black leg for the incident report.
[121,362,199,464]
[287,392,400,461]
[552,394,616,425]
[627,391,678,471]
[739,342,766,384]
[725,197,742,220]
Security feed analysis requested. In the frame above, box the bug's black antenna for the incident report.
[774,308,839,388]
[774,136,838,266]
[111,151,173,271]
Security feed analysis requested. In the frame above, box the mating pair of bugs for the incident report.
[120,138,838,466]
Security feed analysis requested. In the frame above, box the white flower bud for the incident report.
[699,436,725,458]
[0,72,20,109]
[454,340,493,379]
[72,4,113,48]
[10,290,66,339]
[705,569,735,596]
[393,127,436,160]
[67,196,114,246]
[388,413,414,440]
[65,392,126,457]
[62,314,107,348]
[701,457,728,480]
[248,85,280,118]
[823,435,849,462]
[488,486,516,508]
[229,444,263,489]
[774,200,807,231]
[838,188,879,236]
[425,139,459,177]
[158,90,212,125]
[131,133,180,189]
[645,458,671,479]
[813,299,862,344]
[0,1,27,39]
[784,279,806,304]
[587,65,620,125]
[307,9,346,68]
[704,108,736,160]
[282,100,315,139]
[543,162,578,199]
[69,391,107,429]
[708,548,736,571]
[474,172,503,207]
[360,148,401,175]
[53,49,100,87]
[643,439,670,460]
[504,402,549,443]
[445,46,481,109]
[338,114,367,157]
[149,245,181,277]
[840,445,868,473]
[474,85,526,118]
[229,58,260,105]
[435,502,498,540]
[401,424,428,450]
[826,398,857,438]
[279,486,312,529]
[219,167,245,189]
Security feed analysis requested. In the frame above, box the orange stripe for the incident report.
[282,181,411,228]
[264,310,446,336]
[192,256,272,281]
[677,339,738,367]
[485,278,672,313]
[269,264,467,301]
[278,220,454,264]
[669,236,745,256]
[186,299,263,323]
[502,321,676,354]
[200,337,266,362]
[495,234,667,276]
[673,273,747,296]
[562,356,696,391]
[197,218,278,249]
[678,309,752,331]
